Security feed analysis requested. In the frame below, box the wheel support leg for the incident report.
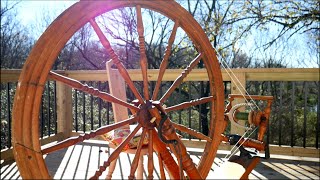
[137,155,144,179]
[106,160,117,179]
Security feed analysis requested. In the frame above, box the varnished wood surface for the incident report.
[89,19,144,104]
[1,140,319,180]
[41,118,137,155]
[152,21,179,100]
[2,68,318,83]
[9,0,316,178]
[160,53,203,103]
[49,71,139,111]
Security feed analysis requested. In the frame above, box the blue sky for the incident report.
[16,1,76,26]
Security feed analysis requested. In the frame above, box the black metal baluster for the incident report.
[40,92,44,138]
[54,81,57,134]
[82,84,86,132]
[90,82,94,130]
[291,82,295,147]
[6,83,12,148]
[303,82,308,148]
[75,89,78,132]
[279,82,283,146]
[224,81,228,99]
[254,81,260,139]
[98,82,102,128]
[199,82,203,135]
[265,81,271,159]
[47,82,51,136]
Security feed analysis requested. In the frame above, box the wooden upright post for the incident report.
[56,81,73,138]
[230,72,246,135]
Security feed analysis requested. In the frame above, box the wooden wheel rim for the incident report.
[12,0,225,179]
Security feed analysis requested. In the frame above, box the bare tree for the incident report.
[1,1,33,69]
[247,0,319,48]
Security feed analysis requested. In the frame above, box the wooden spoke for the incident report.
[90,124,142,179]
[152,21,179,100]
[136,5,149,100]
[158,153,166,180]
[172,122,212,142]
[151,129,180,179]
[149,105,202,179]
[48,71,139,111]
[147,129,154,179]
[159,53,203,103]
[42,116,137,154]
[165,96,214,112]
[12,1,226,179]
[128,127,147,179]
[89,18,144,104]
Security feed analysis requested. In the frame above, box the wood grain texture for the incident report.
[12,0,225,179]
[165,96,214,112]
[136,5,150,100]
[128,128,147,179]
[89,18,144,104]
[150,104,203,179]
[49,71,138,111]
[147,129,154,179]
[2,68,318,82]
[152,21,179,100]
[42,117,137,155]
[172,122,212,142]
[106,60,132,128]
[90,124,142,179]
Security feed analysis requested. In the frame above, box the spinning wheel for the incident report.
[12,0,225,179]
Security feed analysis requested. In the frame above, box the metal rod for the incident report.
[41,91,44,138]
[303,82,308,148]
[6,83,12,147]
[82,87,86,132]
[90,81,94,130]
[265,81,271,159]
[75,89,78,132]
[199,82,203,134]
[279,82,283,146]
[54,81,57,134]
[291,82,295,147]
[47,82,51,136]
[98,82,102,128]
[106,82,110,125]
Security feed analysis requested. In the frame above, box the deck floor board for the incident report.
[1,140,319,179]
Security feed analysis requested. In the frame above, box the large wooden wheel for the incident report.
[12,0,225,179]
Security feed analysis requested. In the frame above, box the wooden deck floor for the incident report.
[1,140,319,179]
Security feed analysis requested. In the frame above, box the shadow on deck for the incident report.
[1,140,319,179]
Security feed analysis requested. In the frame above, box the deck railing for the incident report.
[1,68,319,160]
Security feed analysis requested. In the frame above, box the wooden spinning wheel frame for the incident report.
[12,0,227,179]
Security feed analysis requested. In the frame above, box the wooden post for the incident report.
[230,72,246,135]
[56,81,73,139]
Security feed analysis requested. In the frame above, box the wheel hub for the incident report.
[136,100,157,129]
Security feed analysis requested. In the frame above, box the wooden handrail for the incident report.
[1,68,319,161]
[1,68,319,82]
